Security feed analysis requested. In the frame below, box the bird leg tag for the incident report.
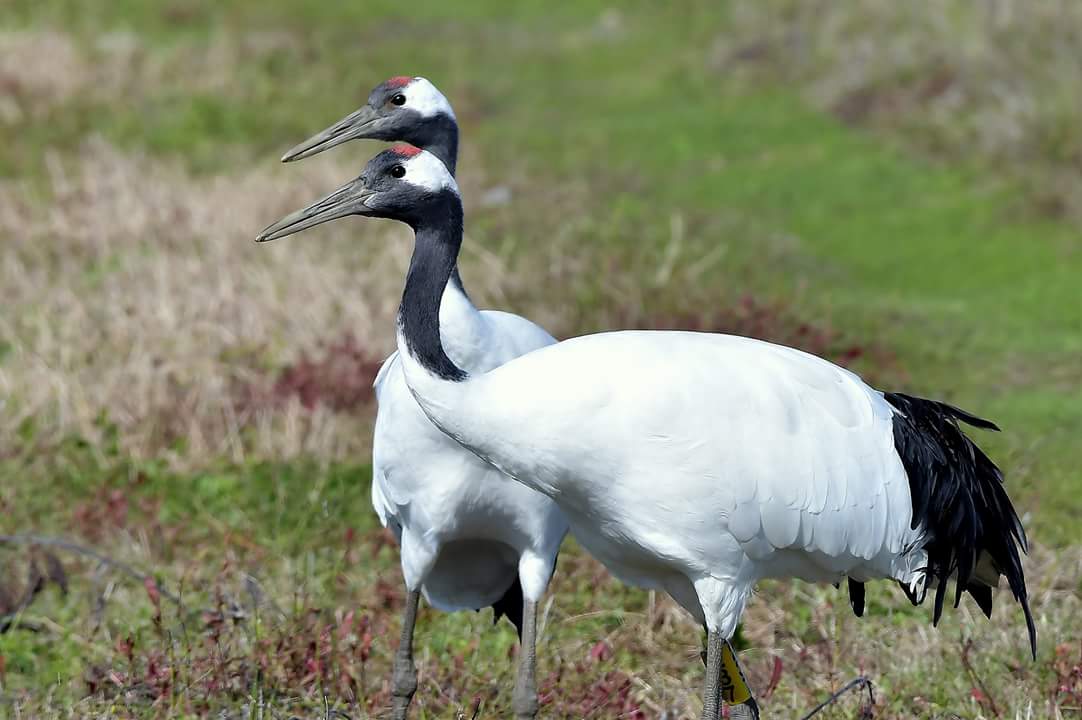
[720,642,753,705]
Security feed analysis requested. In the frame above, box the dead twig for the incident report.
[0,568,42,633]
[960,638,1001,717]
[0,534,185,608]
[0,618,45,633]
[0,548,65,633]
[799,676,875,719]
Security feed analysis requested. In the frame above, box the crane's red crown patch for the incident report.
[390,144,422,158]
[386,76,413,89]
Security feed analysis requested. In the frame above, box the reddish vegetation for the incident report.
[78,528,401,714]
[44,516,651,717]
[71,488,129,541]
[7,511,1070,718]
[589,639,613,663]
[831,66,957,126]
[84,601,388,712]
[273,334,384,411]
[70,474,166,545]
[1051,642,1082,709]
[618,294,901,384]
[242,333,385,414]
[540,666,646,719]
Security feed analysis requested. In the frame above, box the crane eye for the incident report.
[390,165,406,178]
[390,93,406,106]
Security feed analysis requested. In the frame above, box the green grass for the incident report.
[2,1,1080,717]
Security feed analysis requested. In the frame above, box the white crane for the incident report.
[259,147,1036,720]
[271,80,567,720]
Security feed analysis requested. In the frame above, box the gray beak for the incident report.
[281,105,382,162]
[256,179,376,242]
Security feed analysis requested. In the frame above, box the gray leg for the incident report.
[391,589,421,720]
[702,634,760,720]
[512,599,539,720]
[702,630,724,720]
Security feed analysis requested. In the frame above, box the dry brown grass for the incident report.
[0,135,842,468]
[718,0,1082,226]
[0,138,601,466]
[1,139,408,464]
[0,30,587,465]
[0,27,888,470]
[0,28,302,124]
[0,30,93,123]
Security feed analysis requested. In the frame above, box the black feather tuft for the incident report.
[490,577,524,640]
[968,584,994,619]
[847,578,865,618]
[897,579,922,607]
[885,392,1036,659]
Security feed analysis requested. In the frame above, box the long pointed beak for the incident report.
[281,105,381,162]
[256,179,376,242]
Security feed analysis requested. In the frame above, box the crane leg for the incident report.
[391,588,421,720]
[702,633,760,719]
[512,599,540,720]
[702,630,725,719]
[701,627,727,714]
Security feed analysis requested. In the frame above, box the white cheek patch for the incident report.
[404,151,458,193]
[404,77,457,121]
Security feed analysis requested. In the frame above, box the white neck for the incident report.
[395,320,475,441]
[438,276,487,371]
[395,324,564,502]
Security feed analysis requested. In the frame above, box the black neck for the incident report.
[416,113,464,294]
[417,114,459,177]
[398,197,467,381]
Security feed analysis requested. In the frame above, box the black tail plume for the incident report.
[847,578,866,618]
[490,576,524,640]
[884,392,1036,659]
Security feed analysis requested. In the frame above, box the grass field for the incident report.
[2,1,1080,718]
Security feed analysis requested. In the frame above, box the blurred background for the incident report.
[1,1,1079,717]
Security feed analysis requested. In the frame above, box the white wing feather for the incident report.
[431,330,920,586]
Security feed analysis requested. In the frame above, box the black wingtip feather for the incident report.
[936,401,1001,432]
[490,576,524,640]
[1024,601,1038,661]
[898,580,922,607]
[884,392,1035,657]
[847,578,865,618]
[967,584,993,619]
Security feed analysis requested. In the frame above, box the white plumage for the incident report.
[400,329,926,636]
[264,144,1033,720]
[270,80,568,624]
[372,281,566,612]
[264,92,568,719]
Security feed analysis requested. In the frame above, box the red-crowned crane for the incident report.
[274,82,567,720]
[280,76,459,173]
[258,147,1036,720]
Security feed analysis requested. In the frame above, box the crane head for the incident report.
[258,145,459,241]
[281,77,457,163]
